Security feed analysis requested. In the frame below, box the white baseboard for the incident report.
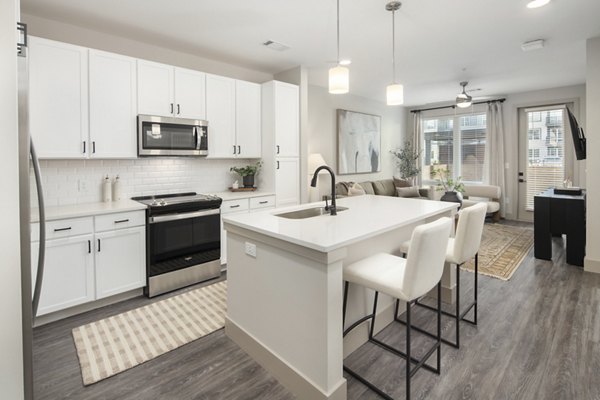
[584,257,600,274]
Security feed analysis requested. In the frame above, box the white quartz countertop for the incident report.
[31,199,147,222]
[222,195,458,253]
[211,191,275,201]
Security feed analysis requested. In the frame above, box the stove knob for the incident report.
[160,200,167,206]
[151,200,159,206]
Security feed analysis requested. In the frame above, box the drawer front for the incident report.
[249,195,276,210]
[221,199,249,214]
[95,211,146,232]
[43,217,94,240]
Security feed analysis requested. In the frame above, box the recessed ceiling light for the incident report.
[339,59,352,66]
[527,0,551,9]
[521,39,545,51]
[262,40,290,52]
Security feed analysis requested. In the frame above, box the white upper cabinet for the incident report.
[29,37,88,158]
[89,50,137,158]
[275,158,300,207]
[174,67,206,120]
[274,82,299,157]
[235,80,261,158]
[137,60,175,117]
[137,61,207,120]
[206,74,236,158]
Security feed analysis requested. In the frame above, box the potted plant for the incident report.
[431,166,465,206]
[230,161,263,188]
[390,141,421,185]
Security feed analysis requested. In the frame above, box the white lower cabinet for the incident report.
[31,211,146,316]
[220,195,275,265]
[95,226,146,299]
[31,234,94,316]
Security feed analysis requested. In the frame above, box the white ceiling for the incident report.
[22,0,600,106]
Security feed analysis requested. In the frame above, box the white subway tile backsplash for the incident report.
[31,158,255,207]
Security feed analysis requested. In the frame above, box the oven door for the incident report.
[138,114,208,156]
[148,208,220,277]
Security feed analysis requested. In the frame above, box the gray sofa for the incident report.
[335,178,430,198]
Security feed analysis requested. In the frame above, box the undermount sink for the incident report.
[275,206,348,219]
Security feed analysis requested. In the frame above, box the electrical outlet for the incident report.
[78,179,88,193]
[245,242,257,258]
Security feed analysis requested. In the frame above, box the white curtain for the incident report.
[412,111,423,186]
[485,102,506,216]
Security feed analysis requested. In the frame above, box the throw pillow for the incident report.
[396,186,422,198]
[348,183,366,196]
[393,176,412,188]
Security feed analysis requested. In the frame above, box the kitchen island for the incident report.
[222,195,458,400]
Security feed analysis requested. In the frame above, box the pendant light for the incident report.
[386,1,404,106]
[456,81,473,108]
[329,0,349,94]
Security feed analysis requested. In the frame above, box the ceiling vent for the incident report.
[521,39,545,52]
[262,40,290,52]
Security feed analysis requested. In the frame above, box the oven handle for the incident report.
[149,208,220,224]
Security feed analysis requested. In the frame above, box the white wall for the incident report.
[307,85,406,199]
[0,0,25,397]
[585,37,600,273]
[22,13,272,83]
[32,158,254,207]
[503,84,586,219]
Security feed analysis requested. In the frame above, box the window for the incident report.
[547,147,558,157]
[422,113,487,183]
[528,128,541,140]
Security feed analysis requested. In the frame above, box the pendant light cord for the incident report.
[392,7,396,83]
[336,0,340,64]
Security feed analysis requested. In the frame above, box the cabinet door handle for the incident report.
[97,239,101,252]
[92,141,96,154]
[170,103,174,114]
[233,145,236,155]
[114,219,129,224]
[177,104,181,115]
[259,201,268,204]
[230,204,240,209]
[238,145,241,154]
[88,240,91,254]
[277,161,280,170]
[53,227,72,232]
[82,141,86,154]
[276,145,280,154]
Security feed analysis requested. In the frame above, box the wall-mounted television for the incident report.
[566,107,586,160]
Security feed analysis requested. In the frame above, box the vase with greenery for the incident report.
[230,161,263,188]
[431,166,465,206]
[390,141,421,184]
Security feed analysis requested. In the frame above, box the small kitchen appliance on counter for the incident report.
[133,192,222,297]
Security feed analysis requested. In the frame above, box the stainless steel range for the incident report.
[132,192,222,297]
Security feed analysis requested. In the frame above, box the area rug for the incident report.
[462,223,534,281]
[72,280,227,385]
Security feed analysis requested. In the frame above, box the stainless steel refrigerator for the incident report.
[18,22,46,400]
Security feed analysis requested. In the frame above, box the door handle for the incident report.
[233,145,236,155]
[88,240,91,254]
[82,141,86,154]
[170,103,174,114]
[114,219,130,224]
[277,161,280,170]
[519,179,527,183]
[238,145,241,154]
[276,145,280,154]
[97,239,101,252]
[53,227,72,232]
[92,141,96,154]
[177,104,181,115]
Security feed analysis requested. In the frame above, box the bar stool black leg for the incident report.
[474,253,478,324]
[437,282,441,373]
[342,281,349,327]
[369,291,379,340]
[406,300,411,400]
[456,264,460,348]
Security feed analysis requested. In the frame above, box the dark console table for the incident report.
[534,188,586,266]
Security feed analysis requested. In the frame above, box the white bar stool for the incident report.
[399,202,487,348]
[342,217,452,400]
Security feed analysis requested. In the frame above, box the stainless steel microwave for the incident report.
[138,115,208,157]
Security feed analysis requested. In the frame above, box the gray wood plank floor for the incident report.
[33,225,600,399]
